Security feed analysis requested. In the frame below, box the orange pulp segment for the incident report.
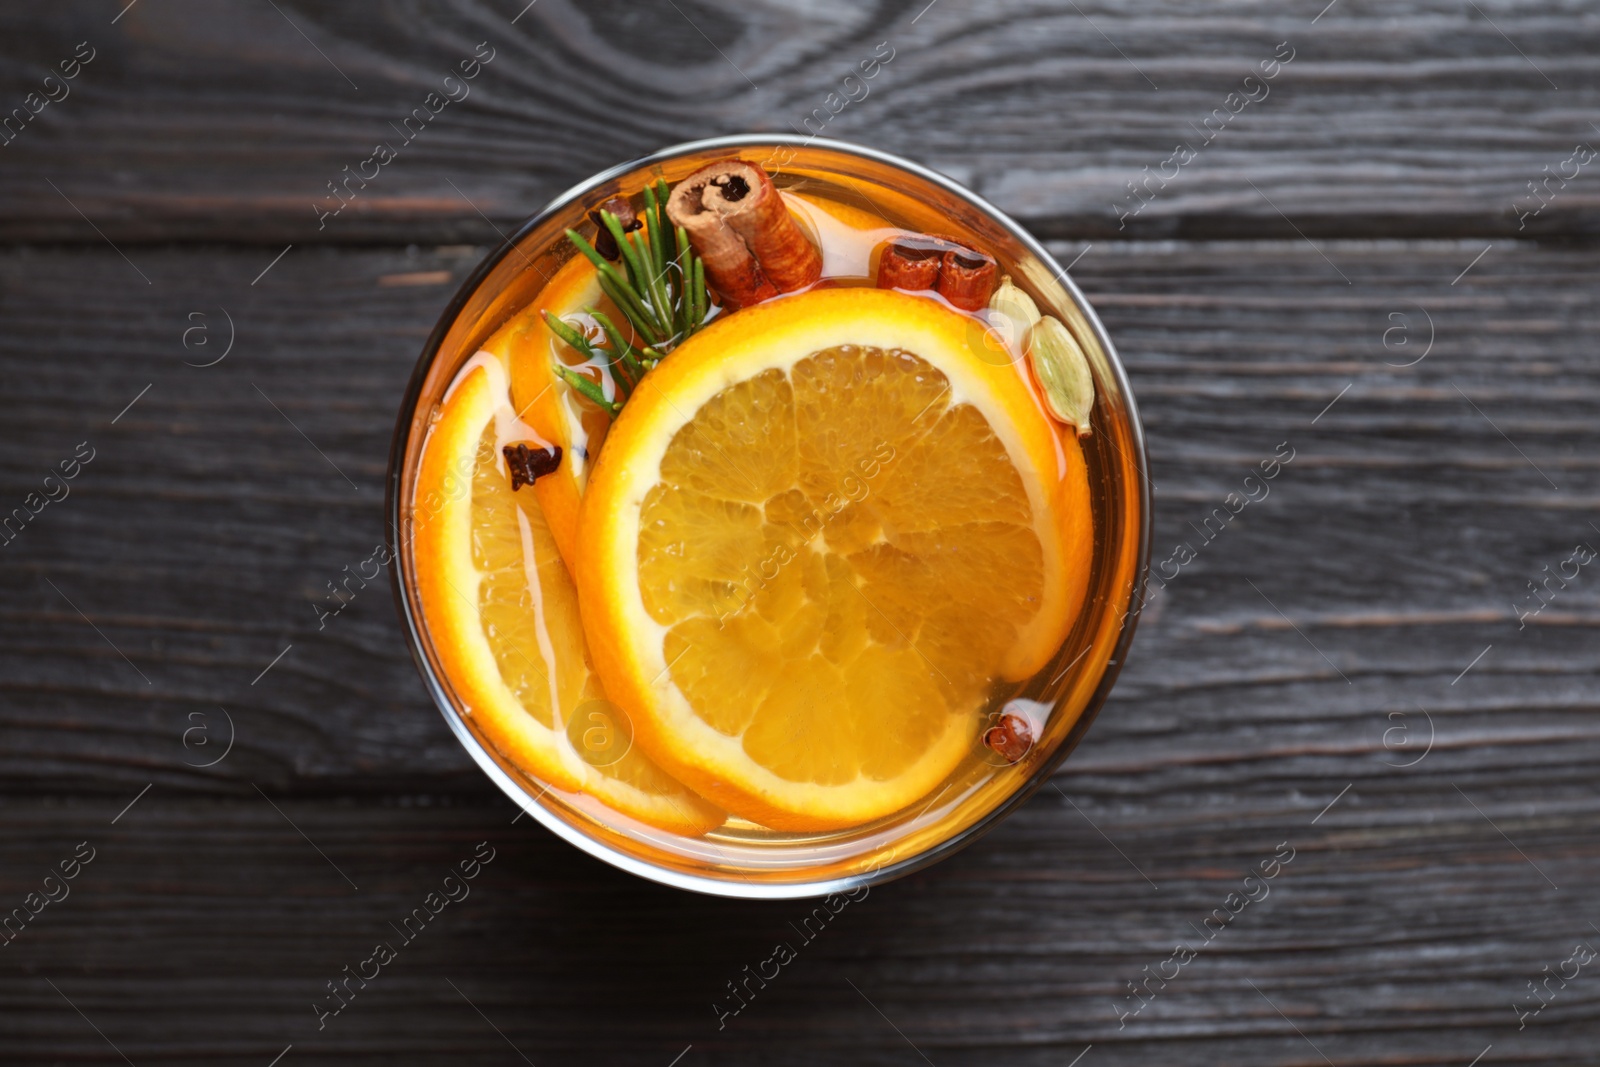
[492,253,610,568]
[412,353,723,835]
[576,287,1087,830]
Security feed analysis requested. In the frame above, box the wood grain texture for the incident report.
[0,0,1597,243]
[4,2,1600,1063]
[0,785,1593,1066]
[2,240,1596,1065]
[4,239,1596,793]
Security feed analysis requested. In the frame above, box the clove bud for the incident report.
[589,197,641,261]
[503,442,562,490]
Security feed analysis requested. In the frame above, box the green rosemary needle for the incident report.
[542,311,626,413]
[553,363,619,414]
[590,309,655,381]
[551,183,712,413]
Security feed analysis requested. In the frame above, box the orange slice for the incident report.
[576,287,1086,830]
[413,353,723,835]
[497,193,883,566]
[490,254,612,567]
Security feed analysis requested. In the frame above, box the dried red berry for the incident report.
[983,711,1033,763]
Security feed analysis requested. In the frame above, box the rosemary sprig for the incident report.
[542,310,625,414]
[552,179,712,412]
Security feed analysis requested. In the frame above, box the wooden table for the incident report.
[3,2,1597,1063]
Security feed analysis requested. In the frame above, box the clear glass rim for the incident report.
[384,133,1153,899]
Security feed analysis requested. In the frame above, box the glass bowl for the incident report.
[386,135,1149,898]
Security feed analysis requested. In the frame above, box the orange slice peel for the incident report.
[412,352,723,836]
[576,287,1089,830]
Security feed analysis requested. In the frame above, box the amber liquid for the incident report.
[406,149,1144,890]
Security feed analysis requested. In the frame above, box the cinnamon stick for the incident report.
[936,245,999,311]
[876,235,943,292]
[666,160,821,308]
[876,233,998,311]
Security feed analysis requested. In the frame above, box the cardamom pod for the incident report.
[987,274,1042,352]
[1028,315,1095,436]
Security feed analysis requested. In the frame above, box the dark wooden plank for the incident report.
[0,786,1594,1065]
[2,236,1597,1062]
[5,4,1599,1064]
[0,1,1597,243]
[0,244,488,793]
[3,238,1597,795]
